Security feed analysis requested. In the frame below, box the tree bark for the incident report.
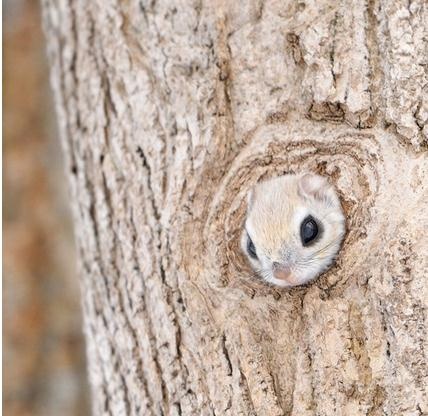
[42,1,427,415]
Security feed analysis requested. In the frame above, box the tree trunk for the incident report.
[42,1,427,415]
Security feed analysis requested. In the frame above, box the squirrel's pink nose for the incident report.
[272,262,292,281]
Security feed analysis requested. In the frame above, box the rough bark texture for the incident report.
[42,1,427,415]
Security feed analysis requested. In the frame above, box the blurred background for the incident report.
[3,1,90,414]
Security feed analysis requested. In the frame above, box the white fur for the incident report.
[242,173,345,287]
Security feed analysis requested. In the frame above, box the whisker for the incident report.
[308,241,337,257]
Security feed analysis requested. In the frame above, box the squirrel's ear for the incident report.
[298,173,333,203]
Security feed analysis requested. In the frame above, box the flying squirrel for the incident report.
[241,173,345,287]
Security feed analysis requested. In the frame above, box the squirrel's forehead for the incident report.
[246,202,312,248]
[249,194,304,224]
[247,208,296,250]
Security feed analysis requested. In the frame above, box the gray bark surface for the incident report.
[42,1,427,415]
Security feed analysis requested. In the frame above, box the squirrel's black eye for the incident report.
[247,234,258,259]
[300,215,319,246]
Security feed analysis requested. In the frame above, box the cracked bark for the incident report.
[42,0,427,415]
